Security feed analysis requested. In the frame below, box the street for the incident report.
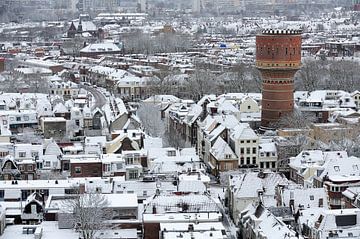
[80,85,107,110]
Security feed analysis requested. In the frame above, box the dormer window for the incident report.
[334,166,340,172]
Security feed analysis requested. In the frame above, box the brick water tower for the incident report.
[256,29,302,129]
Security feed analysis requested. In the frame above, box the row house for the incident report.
[305,153,360,209]
[167,102,202,147]
[296,90,357,123]
[258,139,278,170]
[123,150,148,180]
[4,110,38,131]
[197,114,239,165]
[68,155,103,178]
[197,113,259,173]
[239,203,299,239]
[0,179,78,202]
[276,184,329,212]
[310,209,360,239]
[288,150,348,187]
[226,172,289,224]
[101,154,126,177]
[230,123,259,168]
[49,81,80,101]
[209,137,237,176]
[351,90,360,108]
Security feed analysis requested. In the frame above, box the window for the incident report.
[272,162,276,168]
[252,147,257,154]
[0,190,4,200]
[105,164,111,172]
[21,190,30,200]
[19,152,26,158]
[2,120,7,125]
[143,191,147,196]
[240,140,244,144]
[247,105,251,110]
[45,161,51,167]
[24,116,29,121]
[16,117,21,122]
[246,140,250,143]
[63,162,70,171]
[246,157,250,164]
[252,157,256,164]
[31,152,39,158]
[334,166,340,172]
[260,162,264,168]
[167,150,176,156]
[27,165,33,171]
[246,148,250,154]
[240,148,244,154]
[75,167,81,174]
[116,163,123,170]
[310,195,314,201]
[129,170,138,179]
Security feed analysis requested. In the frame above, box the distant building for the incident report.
[0,58,5,72]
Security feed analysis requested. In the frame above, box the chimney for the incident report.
[79,183,85,194]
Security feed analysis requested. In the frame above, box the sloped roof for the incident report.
[210,137,236,160]
[53,103,68,114]
[44,141,62,156]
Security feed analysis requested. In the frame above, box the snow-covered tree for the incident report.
[63,191,110,239]
[137,103,165,138]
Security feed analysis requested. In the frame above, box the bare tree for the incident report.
[221,64,262,93]
[327,125,360,157]
[272,109,316,129]
[137,103,165,138]
[184,68,219,100]
[63,192,110,239]
[163,125,189,148]
[327,60,360,92]
[295,59,326,91]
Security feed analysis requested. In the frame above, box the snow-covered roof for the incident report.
[210,137,236,160]
[80,43,121,53]
[230,123,258,140]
